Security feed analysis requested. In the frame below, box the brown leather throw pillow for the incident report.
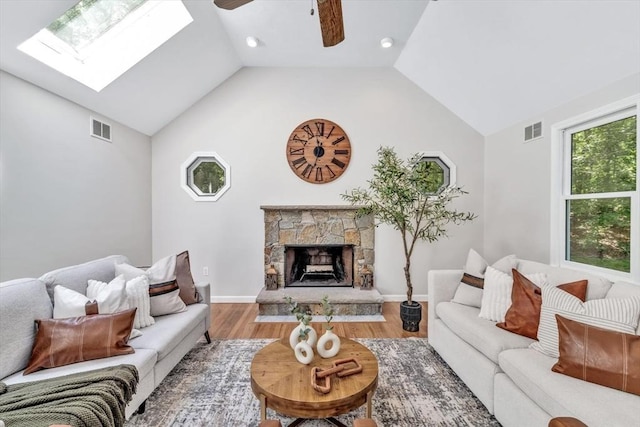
[552,315,640,396]
[24,308,136,375]
[496,269,587,339]
[176,250,199,305]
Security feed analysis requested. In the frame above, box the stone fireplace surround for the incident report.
[258,205,383,316]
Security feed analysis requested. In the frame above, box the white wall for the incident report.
[152,67,484,301]
[483,73,640,263]
[0,71,152,281]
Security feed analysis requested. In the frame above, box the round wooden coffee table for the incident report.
[250,337,378,426]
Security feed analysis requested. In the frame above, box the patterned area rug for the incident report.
[125,338,500,427]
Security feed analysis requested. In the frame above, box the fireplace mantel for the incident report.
[261,205,374,289]
[260,205,363,211]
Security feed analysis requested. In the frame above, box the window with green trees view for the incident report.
[560,103,637,277]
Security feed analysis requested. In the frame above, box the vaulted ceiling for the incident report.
[1,0,638,136]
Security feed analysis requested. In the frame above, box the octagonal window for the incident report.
[181,152,230,201]
[416,151,457,195]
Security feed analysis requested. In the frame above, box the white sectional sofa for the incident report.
[428,259,640,427]
[0,255,211,419]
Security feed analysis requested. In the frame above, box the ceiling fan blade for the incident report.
[317,0,345,47]
[213,0,253,10]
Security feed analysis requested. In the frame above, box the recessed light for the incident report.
[380,37,394,48]
[246,36,259,48]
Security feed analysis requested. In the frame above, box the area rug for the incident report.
[125,338,500,427]
[254,314,386,323]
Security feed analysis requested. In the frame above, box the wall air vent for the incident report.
[90,116,111,142]
[524,121,542,142]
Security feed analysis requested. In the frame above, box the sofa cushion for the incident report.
[607,281,640,335]
[130,303,207,361]
[176,250,199,305]
[516,260,612,301]
[2,348,156,386]
[552,315,640,395]
[40,255,129,303]
[452,249,518,308]
[436,301,533,363]
[0,278,53,379]
[497,270,588,339]
[499,348,640,427]
[24,309,136,374]
[533,286,640,358]
[115,256,187,317]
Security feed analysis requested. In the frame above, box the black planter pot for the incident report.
[399,300,422,332]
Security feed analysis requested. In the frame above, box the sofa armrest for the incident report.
[427,269,462,324]
[195,282,211,331]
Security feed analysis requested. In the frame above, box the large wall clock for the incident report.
[286,118,352,184]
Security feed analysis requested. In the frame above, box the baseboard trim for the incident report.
[382,294,428,302]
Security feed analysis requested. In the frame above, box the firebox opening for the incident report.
[285,245,354,287]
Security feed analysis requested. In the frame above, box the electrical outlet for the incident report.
[203,267,209,276]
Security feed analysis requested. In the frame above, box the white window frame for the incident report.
[180,152,231,202]
[550,95,639,284]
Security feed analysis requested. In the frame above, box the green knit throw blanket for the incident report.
[0,364,138,427]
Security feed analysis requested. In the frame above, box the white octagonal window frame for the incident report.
[181,151,230,202]
[416,151,457,195]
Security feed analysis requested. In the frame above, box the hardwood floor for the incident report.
[208,302,428,339]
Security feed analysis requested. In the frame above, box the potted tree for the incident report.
[342,147,476,331]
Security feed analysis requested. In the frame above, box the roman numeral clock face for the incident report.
[286,119,351,184]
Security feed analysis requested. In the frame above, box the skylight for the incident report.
[18,0,193,92]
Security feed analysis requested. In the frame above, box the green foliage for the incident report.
[193,161,225,194]
[567,114,636,272]
[342,147,476,303]
[284,296,312,338]
[321,295,334,330]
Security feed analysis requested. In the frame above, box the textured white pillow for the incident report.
[86,275,129,313]
[123,275,155,328]
[478,267,513,322]
[532,286,640,358]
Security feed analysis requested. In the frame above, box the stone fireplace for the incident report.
[258,206,381,316]
[261,206,375,289]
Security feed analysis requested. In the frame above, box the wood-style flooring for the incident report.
[208,302,428,339]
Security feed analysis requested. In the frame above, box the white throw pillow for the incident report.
[532,286,640,358]
[115,255,186,317]
[124,275,155,328]
[53,285,96,319]
[86,275,129,313]
[54,278,141,339]
[478,267,513,322]
[452,250,518,308]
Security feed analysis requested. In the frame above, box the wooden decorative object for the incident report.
[311,367,332,394]
[360,264,373,290]
[334,358,363,377]
[286,118,351,184]
[315,364,344,379]
[265,264,278,290]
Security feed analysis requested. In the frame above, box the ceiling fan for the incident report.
[213,0,345,47]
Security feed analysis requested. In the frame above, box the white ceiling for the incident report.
[1,0,638,137]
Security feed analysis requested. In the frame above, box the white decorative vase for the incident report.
[294,340,314,365]
[317,329,341,358]
[289,321,317,350]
